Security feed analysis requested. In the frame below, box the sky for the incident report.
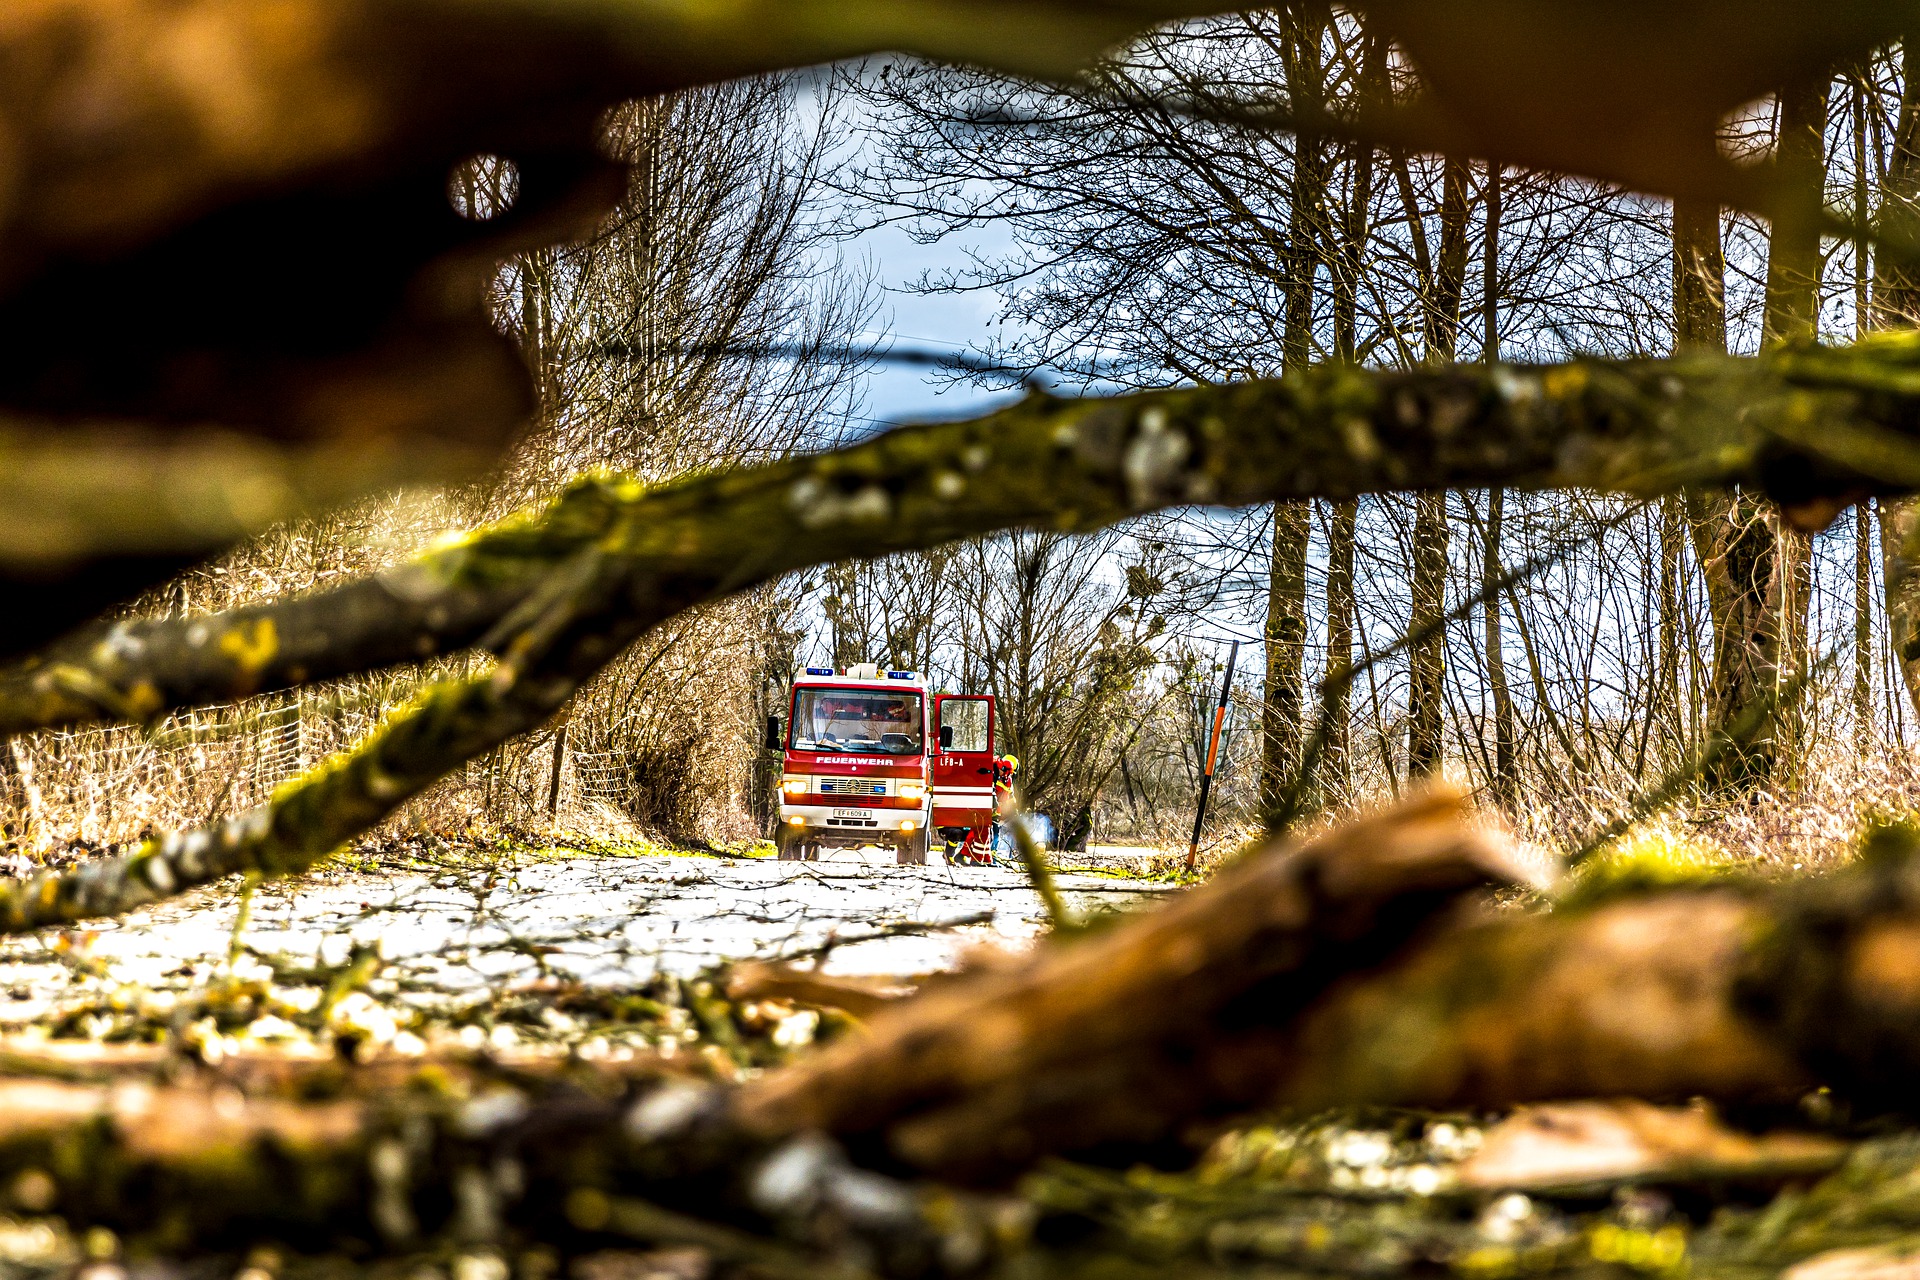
[792,64,1041,431]
[843,217,1024,427]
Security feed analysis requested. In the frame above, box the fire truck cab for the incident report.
[768,664,996,865]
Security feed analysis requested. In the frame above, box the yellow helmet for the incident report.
[1002,754,1020,772]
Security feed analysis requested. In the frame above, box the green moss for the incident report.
[1561,825,1753,909]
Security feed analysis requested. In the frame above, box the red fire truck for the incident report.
[766,663,997,864]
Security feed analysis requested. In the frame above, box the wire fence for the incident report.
[570,749,627,805]
[1,680,437,851]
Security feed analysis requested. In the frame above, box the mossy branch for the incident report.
[0,549,644,932]
[5,338,1920,926]
[13,335,1920,742]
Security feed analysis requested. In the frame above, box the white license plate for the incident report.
[832,807,870,821]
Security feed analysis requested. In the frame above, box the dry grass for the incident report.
[0,485,783,861]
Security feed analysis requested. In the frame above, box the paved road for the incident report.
[0,845,1170,1037]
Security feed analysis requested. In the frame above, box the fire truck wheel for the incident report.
[776,831,808,861]
[895,829,930,865]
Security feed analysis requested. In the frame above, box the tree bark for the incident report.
[1877,40,1920,720]
[1675,195,1784,792]
[1687,489,1785,791]
[1263,503,1311,818]
[1761,78,1832,774]
[1408,493,1451,776]
[1260,5,1330,820]
[1407,158,1471,777]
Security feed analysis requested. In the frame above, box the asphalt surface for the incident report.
[0,844,1171,1036]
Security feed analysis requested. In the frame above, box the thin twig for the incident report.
[771,911,996,966]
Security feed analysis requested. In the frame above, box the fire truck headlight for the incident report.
[897,782,926,802]
[900,819,918,833]
[780,776,807,796]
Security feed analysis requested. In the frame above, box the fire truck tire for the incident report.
[776,831,809,861]
[895,830,930,865]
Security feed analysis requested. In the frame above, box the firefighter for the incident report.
[983,753,1020,862]
[947,754,1017,866]
[993,753,1020,807]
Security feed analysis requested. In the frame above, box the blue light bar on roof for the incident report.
[805,666,835,676]
[887,670,914,680]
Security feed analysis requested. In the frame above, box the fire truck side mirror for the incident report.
[764,715,782,750]
[940,724,954,748]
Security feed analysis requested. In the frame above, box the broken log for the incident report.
[1269,821,1920,1117]
[733,787,1530,1182]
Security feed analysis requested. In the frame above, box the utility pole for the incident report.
[1186,640,1240,872]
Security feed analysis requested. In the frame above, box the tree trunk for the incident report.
[1263,503,1311,817]
[1408,492,1451,776]
[1658,497,1682,753]
[1762,80,1832,352]
[1761,77,1830,777]
[1855,75,1877,750]
[1877,41,1920,719]
[1881,497,1920,714]
[1480,164,1516,807]
[1860,499,1878,746]
[1482,488,1516,804]
[1687,490,1784,791]
[1260,6,1329,820]
[1317,48,1378,810]
[1674,195,1782,792]
[1407,158,1471,777]
[1321,499,1358,805]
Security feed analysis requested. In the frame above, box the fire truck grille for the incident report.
[828,816,878,828]
[818,779,887,796]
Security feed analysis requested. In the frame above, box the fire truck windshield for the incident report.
[790,689,924,755]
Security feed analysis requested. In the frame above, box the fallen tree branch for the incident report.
[10,336,1920,742]
[733,787,1530,1182]
[1273,885,1809,1112]
[1268,821,1920,1117]
[0,796,1918,1268]
[3,338,1918,925]
[0,548,648,932]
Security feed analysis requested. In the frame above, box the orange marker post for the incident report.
[1185,639,1239,871]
